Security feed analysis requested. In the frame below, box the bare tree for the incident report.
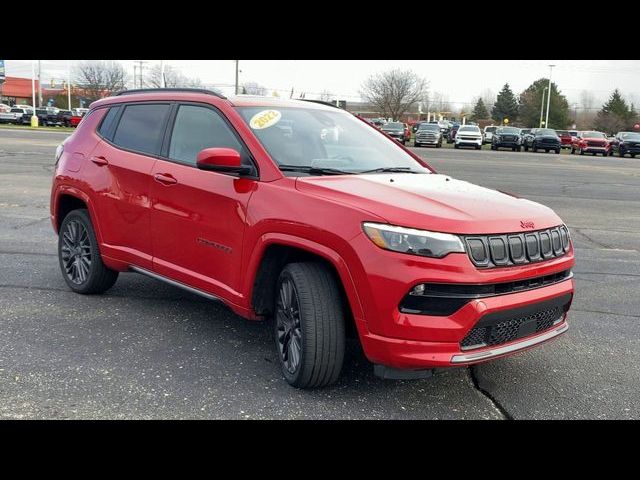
[481,88,496,111]
[242,81,267,96]
[74,61,128,101]
[431,92,451,114]
[147,64,202,88]
[359,69,428,120]
[580,90,596,111]
[319,90,335,102]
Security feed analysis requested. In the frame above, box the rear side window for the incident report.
[97,106,120,138]
[168,104,248,166]
[112,104,170,155]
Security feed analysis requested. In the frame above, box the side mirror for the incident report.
[196,148,252,176]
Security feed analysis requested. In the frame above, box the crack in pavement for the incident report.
[468,366,513,420]
[572,308,640,319]
[571,228,616,250]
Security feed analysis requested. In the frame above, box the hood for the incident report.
[296,173,562,235]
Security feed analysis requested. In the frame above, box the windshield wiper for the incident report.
[359,166,424,174]
[278,165,355,175]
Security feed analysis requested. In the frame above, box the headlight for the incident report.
[362,222,465,258]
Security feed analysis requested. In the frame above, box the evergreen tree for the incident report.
[471,98,489,120]
[491,83,519,124]
[517,78,571,129]
[594,89,636,134]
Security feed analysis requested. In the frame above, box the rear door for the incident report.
[149,102,257,299]
[90,102,171,270]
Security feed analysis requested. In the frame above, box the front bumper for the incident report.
[456,137,482,146]
[582,146,609,154]
[348,232,575,370]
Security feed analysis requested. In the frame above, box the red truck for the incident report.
[50,89,575,388]
[556,130,573,150]
[571,131,610,156]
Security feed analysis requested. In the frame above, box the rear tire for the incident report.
[454,144,459,149]
[532,143,538,152]
[414,142,420,147]
[58,209,118,294]
[273,262,345,389]
[555,148,561,154]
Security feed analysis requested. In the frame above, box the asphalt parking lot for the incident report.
[1,128,638,419]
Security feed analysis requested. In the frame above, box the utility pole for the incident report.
[37,60,43,108]
[136,61,148,89]
[539,87,548,127]
[160,60,165,88]
[234,60,239,95]
[545,64,555,128]
[67,61,71,110]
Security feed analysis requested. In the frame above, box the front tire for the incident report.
[274,262,345,389]
[58,209,118,294]
[532,143,538,152]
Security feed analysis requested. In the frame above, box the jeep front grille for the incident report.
[464,225,570,269]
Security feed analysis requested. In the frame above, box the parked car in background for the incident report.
[523,128,561,153]
[0,107,32,124]
[447,124,460,143]
[608,131,640,158]
[482,126,497,144]
[414,123,443,147]
[455,125,482,149]
[491,126,522,151]
[556,130,573,150]
[60,110,84,127]
[381,121,409,144]
[0,103,12,113]
[570,131,609,156]
[404,123,411,142]
[412,120,428,133]
[568,130,579,138]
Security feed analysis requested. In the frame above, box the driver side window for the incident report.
[168,104,251,167]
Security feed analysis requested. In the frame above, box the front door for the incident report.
[149,103,257,300]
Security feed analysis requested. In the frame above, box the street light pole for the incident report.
[160,60,165,88]
[545,64,555,128]
[234,60,239,95]
[539,87,547,128]
[31,61,37,127]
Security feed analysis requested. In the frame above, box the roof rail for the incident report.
[114,88,227,99]
[297,99,341,109]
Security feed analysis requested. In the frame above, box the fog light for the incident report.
[411,284,425,295]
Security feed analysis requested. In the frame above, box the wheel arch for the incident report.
[247,234,365,332]
[53,187,103,243]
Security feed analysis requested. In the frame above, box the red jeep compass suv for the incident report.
[50,88,575,388]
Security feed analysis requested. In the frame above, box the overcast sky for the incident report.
[5,60,640,110]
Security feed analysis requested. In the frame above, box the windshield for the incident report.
[418,124,440,131]
[537,129,557,136]
[459,126,480,133]
[556,130,569,135]
[382,122,404,130]
[621,132,640,140]
[582,131,605,138]
[497,127,520,134]
[236,106,430,175]
[485,126,497,133]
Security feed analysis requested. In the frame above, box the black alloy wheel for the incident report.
[60,219,92,285]
[58,209,118,294]
[276,275,303,376]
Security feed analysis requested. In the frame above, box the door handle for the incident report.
[90,155,108,166]
[154,173,178,185]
